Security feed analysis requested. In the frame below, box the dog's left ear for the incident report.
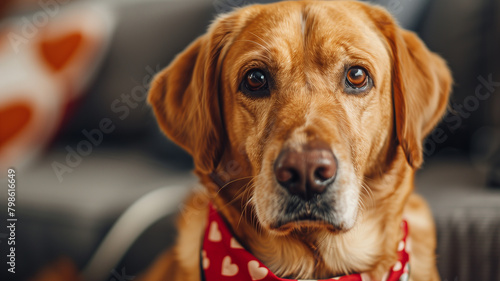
[148,14,240,174]
[371,7,452,168]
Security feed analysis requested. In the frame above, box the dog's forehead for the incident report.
[253,3,367,31]
[243,3,379,45]
[228,1,388,78]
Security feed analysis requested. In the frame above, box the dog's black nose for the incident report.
[274,140,337,200]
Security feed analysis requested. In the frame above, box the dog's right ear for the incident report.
[148,15,239,174]
[368,6,452,169]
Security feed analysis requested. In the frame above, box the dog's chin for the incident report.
[267,212,355,236]
[262,193,358,235]
[269,220,346,235]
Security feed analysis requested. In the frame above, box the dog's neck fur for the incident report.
[199,149,413,280]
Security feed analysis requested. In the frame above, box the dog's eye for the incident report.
[246,70,267,90]
[344,67,373,94]
[241,69,270,97]
[346,67,368,88]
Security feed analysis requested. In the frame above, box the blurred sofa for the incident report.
[0,0,499,280]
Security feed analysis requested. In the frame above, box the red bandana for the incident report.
[202,204,410,281]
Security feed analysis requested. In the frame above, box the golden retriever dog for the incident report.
[143,1,452,280]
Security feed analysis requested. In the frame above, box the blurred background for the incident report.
[0,0,499,280]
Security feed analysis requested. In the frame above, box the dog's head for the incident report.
[149,1,451,235]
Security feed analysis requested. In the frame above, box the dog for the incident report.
[143,1,452,280]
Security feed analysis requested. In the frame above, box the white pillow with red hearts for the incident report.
[0,2,116,172]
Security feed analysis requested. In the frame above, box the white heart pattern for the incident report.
[398,241,405,252]
[248,260,268,280]
[208,221,222,242]
[221,256,239,276]
[406,238,412,253]
[230,238,244,249]
[202,250,210,269]
[392,261,403,271]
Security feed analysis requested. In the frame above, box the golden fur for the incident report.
[144,1,452,280]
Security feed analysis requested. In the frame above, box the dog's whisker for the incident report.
[238,193,254,229]
[248,31,269,46]
[359,181,375,210]
[234,39,273,59]
[213,176,257,220]
[236,180,257,229]
[239,179,263,232]
[214,176,254,197]
[253,204,265,236]
[247,31,274,53]
[315,235,327,251]
[357,198,365,214]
